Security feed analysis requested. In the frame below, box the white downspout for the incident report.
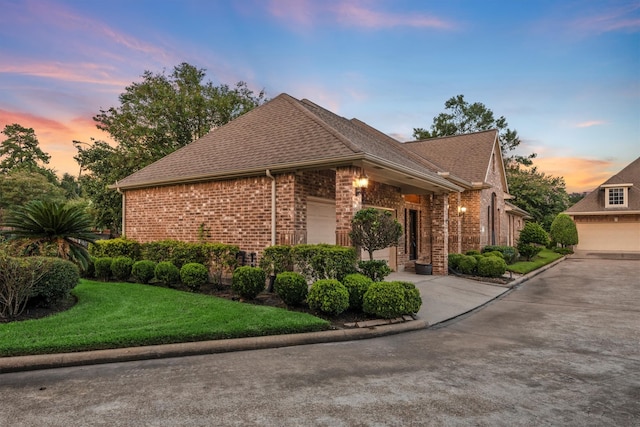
[265,170,276,246]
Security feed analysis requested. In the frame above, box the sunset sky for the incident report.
[1,0,638,193]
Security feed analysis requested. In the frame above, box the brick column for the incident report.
[431,193,449,275]
[335,166,363,247]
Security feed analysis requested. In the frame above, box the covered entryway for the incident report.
[307,197,336,244]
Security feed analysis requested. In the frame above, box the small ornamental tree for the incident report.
[350,208,402,261]
[517,222,549,261]
[550,214,578,248]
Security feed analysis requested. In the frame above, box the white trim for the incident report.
[604,186,629,208]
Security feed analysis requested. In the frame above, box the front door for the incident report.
[408,209,418,260]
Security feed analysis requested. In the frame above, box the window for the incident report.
[604,186,630,208]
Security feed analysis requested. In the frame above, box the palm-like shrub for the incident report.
[0,201,96,271]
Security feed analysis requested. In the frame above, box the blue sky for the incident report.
[0,0,638,192]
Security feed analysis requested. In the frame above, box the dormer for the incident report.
[601,183,633,208]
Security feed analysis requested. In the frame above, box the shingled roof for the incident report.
[114,93,459,192]
[402,130,504,187]
[566,156,640,214]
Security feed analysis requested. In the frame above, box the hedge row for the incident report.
[448,247,509,278]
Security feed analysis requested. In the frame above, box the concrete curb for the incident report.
[0,319,428,374]
[0,257,566,374]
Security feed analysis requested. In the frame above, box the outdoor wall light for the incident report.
[458,206,467,216]
[355,173,369,196]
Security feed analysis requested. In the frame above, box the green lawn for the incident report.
[0,279,329,357]
[507,248,564,274]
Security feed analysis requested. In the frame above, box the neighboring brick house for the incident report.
[565,157,640,253]
[403,130,528,253]
[113,94,525,274]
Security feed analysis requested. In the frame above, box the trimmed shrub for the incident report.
[203,242,239,285]
[482,250,504,259]
[457,255,477,275]
[89,238,141,260]
[0,255,43,318]
[94,257,113,281]
[363,282,406,319]
[519,222,550,246]
[342,273,373,310]
[232,266,266,299]
[392,281,422,315]
[307,279,349,315]
[141,240,208,268]
[517,243,542,261]
[465,250,481,256]
[180,263,209,292]
[131,260,157,284]
[29,257,80,306]
[357,260,392,282]
[154,261,180,287]
[111,256,134,281]
[448,253,465,271]
[477,256,507,278]
[82,256,95,279]
[274,272,308,306]
[482,245,518,264]
[292,244,357,282]
[553,247,574,255]
[260,245,293,276]
[550,214,578,247]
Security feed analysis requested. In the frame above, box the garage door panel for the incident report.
[307,199,336,245]
[576,223,640,252]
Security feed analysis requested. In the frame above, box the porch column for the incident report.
[431,193,449,275]
[335,166,363,247]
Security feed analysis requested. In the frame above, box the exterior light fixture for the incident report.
[458,206,467,216]
[355,173,369,196]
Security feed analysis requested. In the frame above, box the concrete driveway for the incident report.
[1,257,638,426]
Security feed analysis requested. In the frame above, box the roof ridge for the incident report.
[405,128,498,144]
[290,97,363,154]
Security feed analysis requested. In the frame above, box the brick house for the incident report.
[565,156,640,253]
[404,130,529,253]
[113,94,525,274]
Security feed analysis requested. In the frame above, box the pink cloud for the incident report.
[571,3,640,34]
[0,61,129,87]
[265,0,455,30]
[575,120,607,128]
[533,156,620,193]
[0,109,111,177]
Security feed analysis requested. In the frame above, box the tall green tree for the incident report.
[0,170,66,223]
[0,124,55,177]
[76,63,267,234]
[413,94,535,166]
[507,165,570,231]
[549,213,578,248]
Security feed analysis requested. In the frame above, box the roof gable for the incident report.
[567,156,640,213]
[402,129,508,190]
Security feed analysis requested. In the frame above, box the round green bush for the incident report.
[457,255,477,275]
[477,256,507,277]
[448,253,465,270]
[307,279,349,315]
[391,281,422,315]
[357,260,392,282]
[94,257,113,281]
[274,272,308,306]
[131,260,157,284]
[232,266,266,299]
[180,263,209,291]
[342,273,373,310]
[28,257,80,306]
[111,256,134,281]
[81,256,95,279]
[363,282,406,319]
[465,250,481,256]
[482,250,504,259]
[155,261,180,287]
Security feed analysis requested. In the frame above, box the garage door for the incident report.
[307,198,336,244]
[576,222,640,252]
